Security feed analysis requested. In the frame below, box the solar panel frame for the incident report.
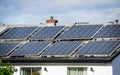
[24,27,40,40]
[42,41,83,56]
[77,41,120,56]
[12,41,51,56]
[0,42,19,56]
[58,25,103,40]
[30,26,65,40]
[95,25,120,38]
[0,26,39,40]
[0,27,9,36]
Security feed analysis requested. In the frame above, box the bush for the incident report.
[0,59,17,75]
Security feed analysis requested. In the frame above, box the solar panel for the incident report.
[12,42,50,56]
[0,42,19,56]
[30,26,65,40]
[42,41,82,56]
[58,25,102,40]
[0,26,38,39]
[95,25,120,38]
[77,41,120,55]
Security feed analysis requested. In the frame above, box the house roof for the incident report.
[0,24,120,64]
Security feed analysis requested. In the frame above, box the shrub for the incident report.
[0,59,17,75]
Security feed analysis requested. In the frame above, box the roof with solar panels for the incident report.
[0,17,120,64]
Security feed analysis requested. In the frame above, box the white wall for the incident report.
[42,66,67,75]
[13,64,112,75]
[112,54,120,75]
[87,66,112,75]
[13,66,20,75]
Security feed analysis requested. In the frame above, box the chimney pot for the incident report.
[50,16,54,20]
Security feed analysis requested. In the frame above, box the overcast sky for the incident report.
[0,0,120,24]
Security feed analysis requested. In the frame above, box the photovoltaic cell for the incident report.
[58,25,102,39]
[95,25,120,38]
[42,41,82,56]
[77,41,120,55]
[30,26,65,40]
[0,42,19,56]
[12,42,50,56]
[0,26,38,39]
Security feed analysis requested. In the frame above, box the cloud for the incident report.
[0,0,119,15]
[0,0,120,24]
[52,0,118,8]
[1,9,120,24]
[61,7,120,23]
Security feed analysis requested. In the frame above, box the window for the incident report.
[67,67,87,75]
[21,67,41,75]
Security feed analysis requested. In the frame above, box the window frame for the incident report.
[67,67,88,75]
[20,66,42,75]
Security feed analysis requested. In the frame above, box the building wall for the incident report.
[13,66,20,75]
[112,54,120,75]
[13,64,112,75]
[42,66,67,75]
[87,65,112,75]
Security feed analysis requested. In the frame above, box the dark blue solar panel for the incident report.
[31,26,65,40]
[12,42,50,56]
[77,41,120,55]
[0,42,19,56]
[0,26,38,39]
[95,25,120,38]
[58,25,102,39]
[42,41,82,56]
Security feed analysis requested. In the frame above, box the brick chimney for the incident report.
[46,16,58,26]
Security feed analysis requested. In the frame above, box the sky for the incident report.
[0,0,120,24]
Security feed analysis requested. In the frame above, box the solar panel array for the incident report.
[30,26,65,40]
[0,24,120,58]
[0,42,19,56]
[0,26,38,39]
[12,42,50,56]
[42,41,82,56]
[95,25,120,38]
[58,25,102,39]
[77,41,120,55]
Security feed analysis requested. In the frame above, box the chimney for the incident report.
[46,16,58,26]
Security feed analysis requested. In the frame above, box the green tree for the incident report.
[0,59,17,75]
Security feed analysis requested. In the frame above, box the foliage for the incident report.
[0,59,17,75]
